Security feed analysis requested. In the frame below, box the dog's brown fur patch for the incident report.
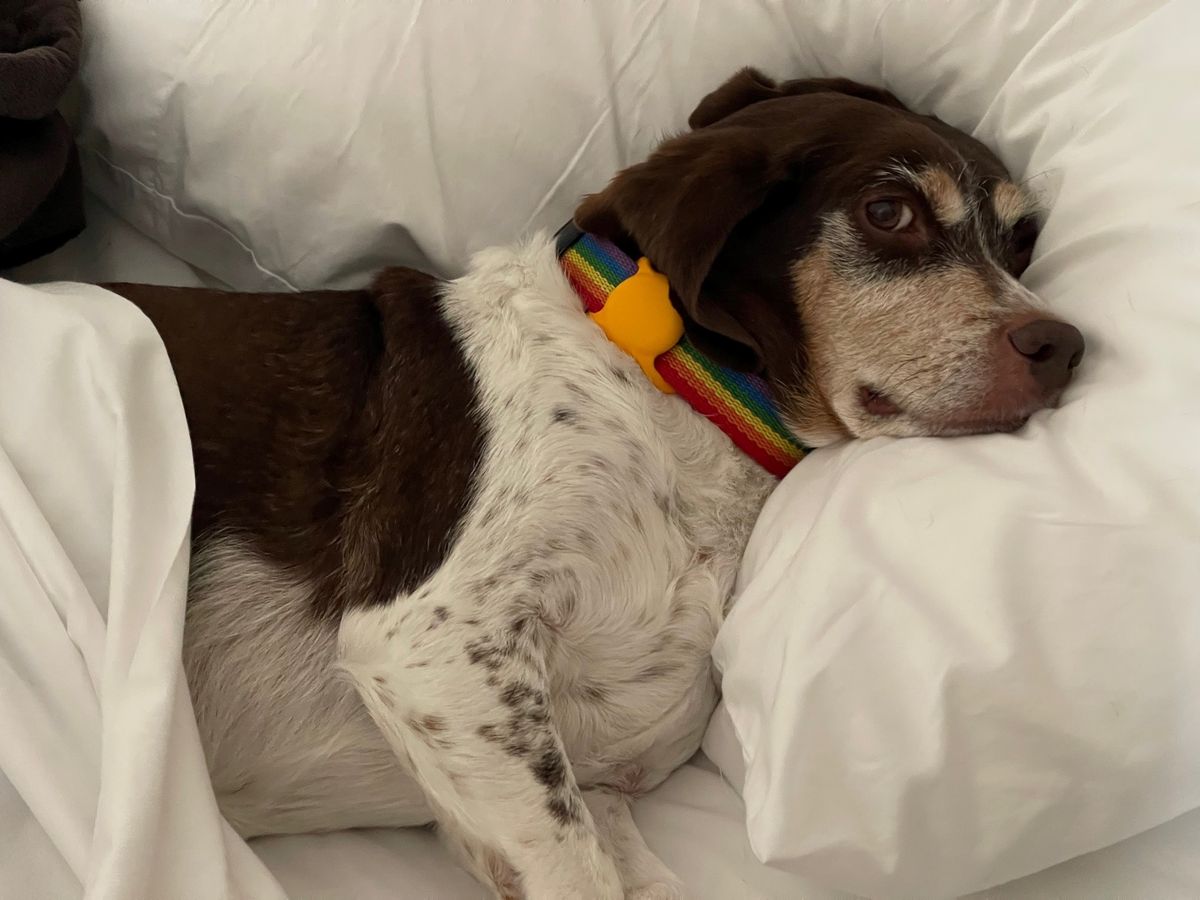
[107,270,485,620]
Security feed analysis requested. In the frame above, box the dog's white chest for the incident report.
[378,237,774,784]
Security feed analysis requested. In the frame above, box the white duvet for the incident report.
[0,279,283,899]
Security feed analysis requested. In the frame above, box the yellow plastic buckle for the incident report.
[588,257,684,393]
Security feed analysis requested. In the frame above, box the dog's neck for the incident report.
[556,224,807,478]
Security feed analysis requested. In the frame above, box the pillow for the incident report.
[700,2,1200,897]
[78,1,884,290]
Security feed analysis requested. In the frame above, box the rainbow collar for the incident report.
[556,225,807,478]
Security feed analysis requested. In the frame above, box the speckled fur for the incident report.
[188,232,770,898]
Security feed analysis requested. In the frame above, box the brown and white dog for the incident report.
[109,69,1084,899]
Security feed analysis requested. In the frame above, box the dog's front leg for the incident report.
[584,789,684,899]
[339,600,623,900]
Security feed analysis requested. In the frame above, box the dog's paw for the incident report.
[627,880,685,900]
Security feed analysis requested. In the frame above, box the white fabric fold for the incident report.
[0,280,285,900]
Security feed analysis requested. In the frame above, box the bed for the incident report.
[5,0,1200,896]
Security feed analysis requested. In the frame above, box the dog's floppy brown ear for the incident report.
[688,67,906,130]
[575,68,909,372]
[575,126,793,371]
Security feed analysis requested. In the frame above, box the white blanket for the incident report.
[0,279,282,899]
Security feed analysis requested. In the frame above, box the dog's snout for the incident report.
[1007,319,1085,391]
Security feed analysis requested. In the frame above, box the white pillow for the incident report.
[700,2,1200,897]
[77,1,898,290]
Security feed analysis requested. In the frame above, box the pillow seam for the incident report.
[80,147,299,292]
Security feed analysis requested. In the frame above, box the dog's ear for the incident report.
[575,126,795,371]
[688,67,907,130]
[575,69,909,372]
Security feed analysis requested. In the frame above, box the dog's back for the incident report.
[109,270,484,621]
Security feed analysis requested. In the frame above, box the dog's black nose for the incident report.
[1007,319,1085,391]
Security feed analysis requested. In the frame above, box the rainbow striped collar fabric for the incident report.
[556,225,808,478]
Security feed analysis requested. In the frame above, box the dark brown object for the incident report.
[107,269,485,622]
[1007,319,1086,391]
[0,0,84,268]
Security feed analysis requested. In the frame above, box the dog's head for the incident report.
[575,68,1084,445]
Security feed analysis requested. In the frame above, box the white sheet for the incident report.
[0,269,283,899]
[254,746,1200,900]
[5,201,1199,900]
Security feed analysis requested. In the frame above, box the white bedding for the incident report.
[74,16,1200,887]
[3,199,1198,899]
[73,15,1200,890]
[0,232,284,900]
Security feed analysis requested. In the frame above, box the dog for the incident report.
[107,68,1084,899]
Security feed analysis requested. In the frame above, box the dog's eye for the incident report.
[865,199,915,232]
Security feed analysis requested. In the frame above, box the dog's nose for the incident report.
[1007,319,1085,391]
